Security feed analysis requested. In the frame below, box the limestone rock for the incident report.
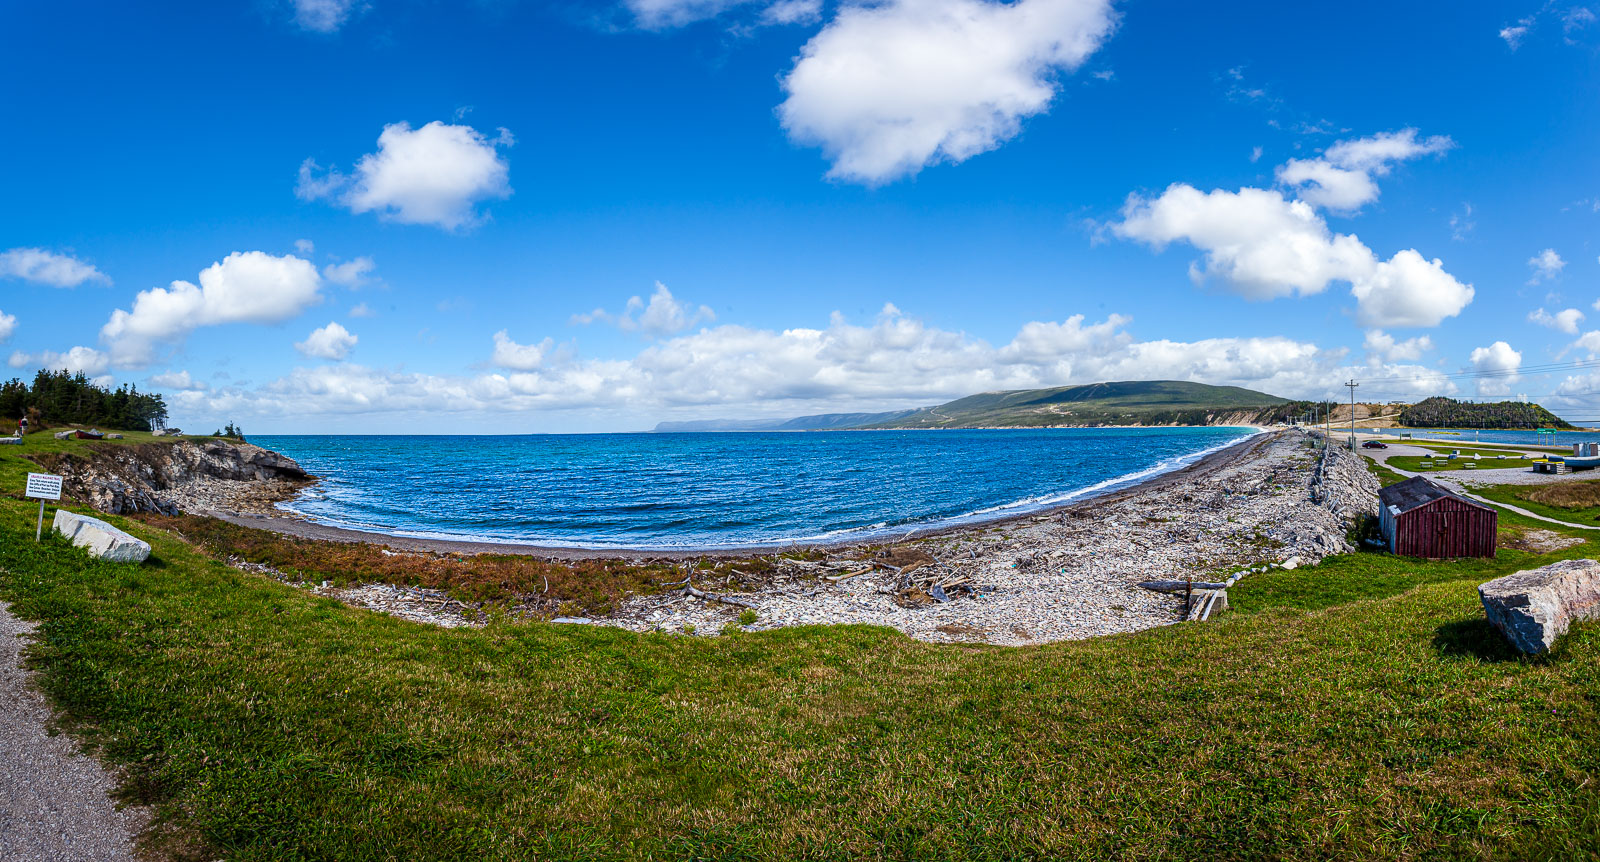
[31,439,311,516]
[1479,559,1600,654]
[52,510,151,563]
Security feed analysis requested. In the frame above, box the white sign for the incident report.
[25,473,62,501]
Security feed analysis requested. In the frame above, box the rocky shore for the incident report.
[588,429,1377,644]
[41,429,1380,646]
[30,439,312,517]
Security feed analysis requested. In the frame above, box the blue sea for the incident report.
[252,427,1258,550]
[1396,428,1600,446]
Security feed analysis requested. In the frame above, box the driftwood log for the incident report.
[1138,579,1227,594]
[662,577,759,610]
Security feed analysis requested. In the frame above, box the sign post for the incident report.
[25,473,63,541]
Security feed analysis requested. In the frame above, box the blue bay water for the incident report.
[1397,428,1600,446]
[252,427,1257,550]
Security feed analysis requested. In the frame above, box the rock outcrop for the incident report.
[52,510,151,563]
[1479,559,1600,654]
[30,440,312,517]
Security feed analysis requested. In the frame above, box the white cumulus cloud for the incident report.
[778,0,1116,183]
[625,0,818,27]
[10,346,111,377]
[0,248,111,288]
[101,251,325,367]
[1348,249,1475,329]
[323,256,376,287]
[0,311,14,344]
[1527,248,1565,284]
[572,282,717,337]
[1115,185,1371,300]
[1114,185,1473,326]
[1470,341,1521,396]
[296,322,358,360]
[1117,135,1472,332]
[491,331,555,371]
[297,121,513,231]
[1363,329,1433,362]
[181,305,1430,430]
[1276,128,1453,212]
[1529,307,1585,334]
[291,0,361,32]
[149,370,207,391]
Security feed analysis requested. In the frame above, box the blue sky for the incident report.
[4,0,1600,432]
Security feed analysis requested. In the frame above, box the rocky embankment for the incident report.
[593,430,1380,645]
[31,439,311,517]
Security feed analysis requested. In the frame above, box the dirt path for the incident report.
[0,601,148,861]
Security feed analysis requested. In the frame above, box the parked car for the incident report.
[1361,440,1388,449]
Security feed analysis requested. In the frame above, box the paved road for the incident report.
[1,601,146,861]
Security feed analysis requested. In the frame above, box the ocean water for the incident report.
[1396,428,1600,447]
[252,427,1257,550]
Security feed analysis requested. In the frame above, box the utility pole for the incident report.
[1345,379,1359,451]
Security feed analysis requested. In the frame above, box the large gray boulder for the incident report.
[1479,559,1600,654]
[52,511,151,563]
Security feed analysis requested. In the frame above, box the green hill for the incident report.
[874,380,1291,428]
[1398,397,1574,430]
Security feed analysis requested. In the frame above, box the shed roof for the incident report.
[1379,476,1490,515]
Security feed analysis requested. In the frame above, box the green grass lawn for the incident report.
[1474,481,1600,527]
[1361,456,1411,487]
[1,439,1598,860]
[1386,454,1536,474]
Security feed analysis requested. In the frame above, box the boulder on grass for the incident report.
[1479,559,1600,654]
[52,510,151,563]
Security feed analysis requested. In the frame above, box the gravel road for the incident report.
[1,601,147,861]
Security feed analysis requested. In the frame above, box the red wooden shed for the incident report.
[1378,476,1497,559]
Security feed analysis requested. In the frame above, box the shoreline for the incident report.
[223,428,1272,560]
[209,427,1378,645]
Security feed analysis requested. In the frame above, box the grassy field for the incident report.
[1,437,1598,859]
[1473,480,1600,528]
[1386,454,1535,473]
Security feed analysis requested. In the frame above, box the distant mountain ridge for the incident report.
[651,381,1294,432]
[653,409,921,433]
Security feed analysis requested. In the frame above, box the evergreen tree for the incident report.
[1,370,168,431]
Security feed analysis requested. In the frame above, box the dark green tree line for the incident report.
[0,370,168,432]
[1398,396,1572,429]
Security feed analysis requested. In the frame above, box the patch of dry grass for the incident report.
[1522,480,1600,510]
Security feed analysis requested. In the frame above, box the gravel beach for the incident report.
[249,429,1379,645]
